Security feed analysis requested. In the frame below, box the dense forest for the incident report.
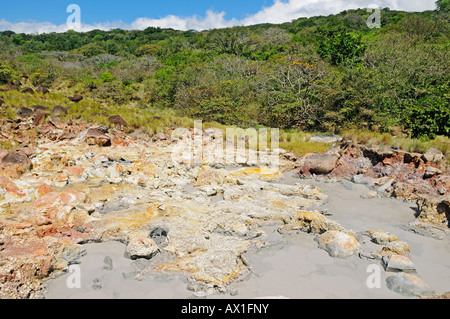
[0,1,449,139]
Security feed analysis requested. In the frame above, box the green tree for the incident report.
[316,27,366,65]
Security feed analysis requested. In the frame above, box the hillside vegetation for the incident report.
[0,2,449,150]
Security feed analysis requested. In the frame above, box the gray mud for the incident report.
[44,171,450,299]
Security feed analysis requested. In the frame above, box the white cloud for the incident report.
[0,0,438,34]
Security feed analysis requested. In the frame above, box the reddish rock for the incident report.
[63,165,85,177]
[301,154,338,175]
[36,183,53,198]
[15,222,33,230]
[0,176,26,198]
[85,128,111,147]
[111,136,128,147]
[59,189,87,206]
[33,112,46,126]
[34,215,51,226]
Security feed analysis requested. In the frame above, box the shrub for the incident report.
[100,71,116,83]
[0,63,17,84]
[405,96,450,139]
[316,27,366,65]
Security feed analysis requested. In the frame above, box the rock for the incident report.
[92,278,103,290]
[33,105,48,113]
[302,154,338,175]
[419,292,450,299]
[51,105,68,116]
[103,256,113,271]
[108,115,128,128]
[423,167,441,179]
[352,175,375,187]
[21,87,34,94]
[149,227,168,245]
[422,148,444,164]
[366,230,398,245]
[124,236,159,260]
[35,183,53,198]
[382,254,416,273]
[376,178,395,194]
[315,230,361,258]
[438,186,446,195]
[416,195,450,227]
[282,210,348,234]
[381,240,411,256]
[33,112,46,126]
[85,128,111,147]
[106,164,122,184]
[17,107,33,118]
[0,152,32,176]
[386,273,434,298]
[68,95,83,103]
[361,191,378,199]
[35,86,49,94]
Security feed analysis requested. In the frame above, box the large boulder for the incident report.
[302,154,338,175]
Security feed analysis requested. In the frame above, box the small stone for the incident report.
[103,256,113,271]
[92,278,103,290]
[361,191,378,199]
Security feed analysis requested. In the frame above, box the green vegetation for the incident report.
[0,2,449,158]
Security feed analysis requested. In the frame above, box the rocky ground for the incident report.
[0,114,449,299]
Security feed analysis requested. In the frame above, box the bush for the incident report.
[100,71,116,83]
[0,62,17,84]
[405,96,450,139]
[30,68,57,87]
[316,27,366,65]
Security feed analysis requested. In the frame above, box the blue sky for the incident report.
[0,0,438,33]
[1,0,271,25]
